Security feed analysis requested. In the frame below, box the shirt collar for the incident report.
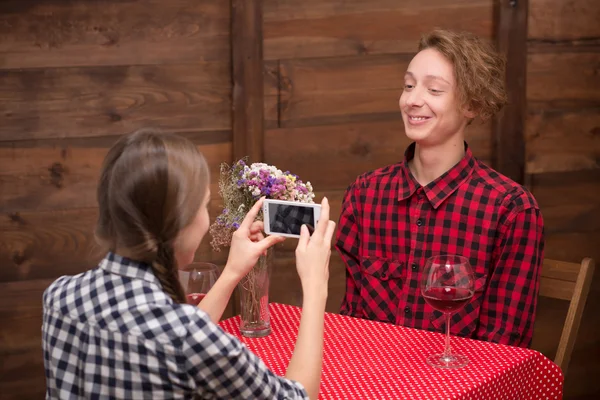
[398,142,475,209]
[98,252,162,286]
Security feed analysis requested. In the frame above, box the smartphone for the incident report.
[263,199,321,238]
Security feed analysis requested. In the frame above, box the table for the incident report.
[219,303,563,399]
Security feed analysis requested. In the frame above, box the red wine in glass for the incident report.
[423,287,474,313]
[186,293,206,306]
[178,262,219,306]
[421,254,474,369]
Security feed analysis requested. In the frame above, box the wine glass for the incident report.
[178,262,220,306]
[421,254,474,368]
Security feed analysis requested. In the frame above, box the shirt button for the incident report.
[416,219,423,226]
[404,307,411,314]
[381,272,387,279]
[411,262,418,271]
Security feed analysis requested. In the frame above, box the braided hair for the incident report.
[95,128,209,304]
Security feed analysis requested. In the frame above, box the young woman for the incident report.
[42,129,335,399]
[336,29,544,348]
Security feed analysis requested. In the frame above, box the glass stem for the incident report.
[443,312,452,359]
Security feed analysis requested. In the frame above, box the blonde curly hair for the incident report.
[419,29,508,122]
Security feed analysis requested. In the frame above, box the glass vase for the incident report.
[238,248,272,337]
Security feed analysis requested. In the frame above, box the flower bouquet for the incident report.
[210,159,314,337]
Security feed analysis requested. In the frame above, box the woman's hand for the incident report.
[295,197,336,297]
[223,197,285,282]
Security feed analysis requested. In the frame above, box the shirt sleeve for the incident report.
[335,182,362,317]
[475,206,545,348]
[183,316,308,400]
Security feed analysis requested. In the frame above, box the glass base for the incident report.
[426,353,469,369]
[240,323,271,338]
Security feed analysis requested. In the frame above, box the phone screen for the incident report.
[268,203,315,235]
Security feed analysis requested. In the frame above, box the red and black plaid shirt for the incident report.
[335,142,544,348]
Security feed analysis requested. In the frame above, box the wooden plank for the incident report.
[0,345,46,400]
[493,0,528,184]
[526,109,600,174]
[263,0,493,60]
[529,169,600,235]
[0,62,231,141]
[539,277,575,301]
[0,208,100,282]
[544,232,600,268]
[0,139,231,213]
[542,259,583,282]
[231,0,265,162]
[528,0,600,53]
[0,279,51,351]
[0,0,230,69]
[263,61,280,129]
[272,54,412,128]
[0,203,230,284]
[265,119,492,190]
[527,52,600,109]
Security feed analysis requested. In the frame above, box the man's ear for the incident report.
[463,106,477,120]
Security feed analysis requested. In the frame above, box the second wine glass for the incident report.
[178,262,219,306]
[421,254,474,368]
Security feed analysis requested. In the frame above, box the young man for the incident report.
[335,30,544,348]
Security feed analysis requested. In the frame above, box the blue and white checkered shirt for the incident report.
[42,252,308,399]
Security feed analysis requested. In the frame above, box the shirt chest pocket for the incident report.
[359,257,404,323]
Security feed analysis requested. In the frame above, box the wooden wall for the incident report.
[263,0,496,312]
[527,1,600,399]
[0,0,598,399]
[0,1,231,398]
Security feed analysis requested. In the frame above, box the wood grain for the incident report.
[265,119,492,190]
[0,280,51,398]
[493,0,528,184]
[0,202,230,284]
[0,139,231,213]
[0,62,232,141]
[526,109,600,174]
[231,0,265,162]
[269,54,412,127]
[263,0,493,60]
[0,344,46,400]
[0,279,52,351]
[529,169,600,235]
[0,0,230,69]
[263,61,280,129]
[527,52,600,109]
[528,0,600,52]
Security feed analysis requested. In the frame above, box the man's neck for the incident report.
[408,138,465,187]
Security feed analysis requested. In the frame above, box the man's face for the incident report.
[399,48,473,146]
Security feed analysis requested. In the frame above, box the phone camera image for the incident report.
[268,203,315,235]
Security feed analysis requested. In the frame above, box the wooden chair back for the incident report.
[537,257,595,375]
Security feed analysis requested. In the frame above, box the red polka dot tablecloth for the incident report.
[219,303,564,400]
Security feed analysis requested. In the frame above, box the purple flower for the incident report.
[232,222,240,229]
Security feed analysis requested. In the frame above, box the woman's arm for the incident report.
[197,197,284,323]
[284,197,336,400]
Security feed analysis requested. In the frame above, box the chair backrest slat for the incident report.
[541,259,580,282]
[535,257,595,377]
[539,278,574,301]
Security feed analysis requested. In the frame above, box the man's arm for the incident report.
[335,183,362,316]
[476,206,544,347]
